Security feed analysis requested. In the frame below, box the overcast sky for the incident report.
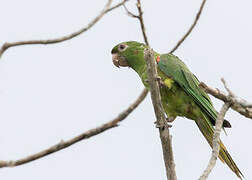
[0,0,251,179]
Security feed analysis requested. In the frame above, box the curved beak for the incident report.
[112,53,129,68]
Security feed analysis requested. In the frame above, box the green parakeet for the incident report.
[111,41,243,179]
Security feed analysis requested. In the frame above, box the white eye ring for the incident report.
[118,44,128,52]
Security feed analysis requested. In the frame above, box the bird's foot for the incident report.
[166,117,176,123]
[154,121,172,129]
[155,76,165,88]
[155,76,162,81]
[166,123,172,128]
[145,76,165,88]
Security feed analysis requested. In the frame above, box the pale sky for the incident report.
[0,0,251,179]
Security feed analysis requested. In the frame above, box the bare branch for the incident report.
[0,88,148,168]
[106,0,128,13]
[221,78,235,97]
[123,0,149,45]
[144,48,177,180]
[123,4,139,18]
[0,0,128,58]
[136,0,149,46]
[200,81,252,119]
[199,102,231,180]
[133,1,175,179]
[169,0,207,53]
[0,0,151,168]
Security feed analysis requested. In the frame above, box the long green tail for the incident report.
[195,114,243,179]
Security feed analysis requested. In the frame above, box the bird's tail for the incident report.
[195,116,243,179]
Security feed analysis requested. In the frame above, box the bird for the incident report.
[111,41,243,179]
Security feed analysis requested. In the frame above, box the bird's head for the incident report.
[111,41,148,73]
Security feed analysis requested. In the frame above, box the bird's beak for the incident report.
[112,53,129,68]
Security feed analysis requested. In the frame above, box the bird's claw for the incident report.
[166,117,175,123]
[166,124,172,128]
[155,122,172,129]
[155,76,162,81]
[155,76,165,88]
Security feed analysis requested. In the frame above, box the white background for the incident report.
[0,0,251,179]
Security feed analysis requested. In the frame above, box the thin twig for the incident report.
[200,82,252,119]
[221,78,235,97]
[0,88,148,168]
[136,0,149,46]
[106,0,128,13]
[0,0,149,168]
[169,0,207,53]
[0,0,128,58]
[123,4,139,18]
[199,102,231,180]
[144,48,177,180]
[123,0,149,45]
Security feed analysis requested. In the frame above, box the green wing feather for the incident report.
[158,54,243,179]
[158,54,217,123]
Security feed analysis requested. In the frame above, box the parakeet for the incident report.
[111,41,243,179]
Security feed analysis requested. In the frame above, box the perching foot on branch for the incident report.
[155,76,166,88]
[154,120,172,128]
[166,117,176,123]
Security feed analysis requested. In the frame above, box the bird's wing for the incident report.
[158,54,217,124]
[157,54,242,178]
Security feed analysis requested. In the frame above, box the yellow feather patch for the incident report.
[164,78,174,89]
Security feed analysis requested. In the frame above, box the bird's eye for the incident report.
[118,44,128,52]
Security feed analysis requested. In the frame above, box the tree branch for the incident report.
[199,78,232,180]
[106,0,128,13]
[136,0,149,46]
[132,1,176,179]
[169,0,207,53]
[0,0,128,58]
[144,48,177,180]
[123,0,149,46]
[123,4,139,18]
[0,0,152,169]
[200,81,252,119]
[0,88,148,168]
[199,102,231,180]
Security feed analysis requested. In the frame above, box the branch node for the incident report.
[123,4,139,18]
